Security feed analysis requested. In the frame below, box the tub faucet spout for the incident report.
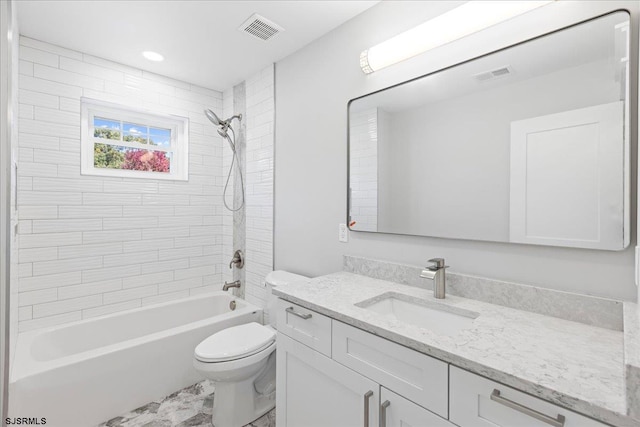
[223,280,241,291]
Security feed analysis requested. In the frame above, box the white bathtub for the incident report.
[9,292,261,427]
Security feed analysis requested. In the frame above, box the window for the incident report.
[81,98,188,180]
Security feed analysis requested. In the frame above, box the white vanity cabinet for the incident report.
[276,300,610,427]
[276,300,454,427]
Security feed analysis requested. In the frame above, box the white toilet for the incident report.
[193,271,307,427]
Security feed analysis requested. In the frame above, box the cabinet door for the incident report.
[277,333,379,427]
[380,387,455,427]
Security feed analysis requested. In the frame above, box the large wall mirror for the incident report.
[348,11,631,250]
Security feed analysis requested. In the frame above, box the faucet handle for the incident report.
[427,258,448,270]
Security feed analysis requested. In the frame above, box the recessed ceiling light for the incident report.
[142,51,164,62]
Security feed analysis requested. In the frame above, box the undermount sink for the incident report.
[356,292,479,336]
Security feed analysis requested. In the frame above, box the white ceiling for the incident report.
[16,0,379,91]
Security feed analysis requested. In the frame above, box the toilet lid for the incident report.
[194,322,276,362]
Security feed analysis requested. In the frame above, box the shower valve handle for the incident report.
[229,250,244,269]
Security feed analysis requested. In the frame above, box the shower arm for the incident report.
[219,114,242,136]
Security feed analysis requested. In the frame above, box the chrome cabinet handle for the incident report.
[491,389,565,427]
[363,391,373,427]
[379,400,390,427]
[285,306,312,320]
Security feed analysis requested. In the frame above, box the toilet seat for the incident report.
[193,340,276,377]
[195,322,275,363]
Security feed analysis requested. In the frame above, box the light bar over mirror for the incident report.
[359,1,554,74]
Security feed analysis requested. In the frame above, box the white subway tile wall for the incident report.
[349,108,378,232]
[244,65,275,316]
[221,88,234,285]
[16,37,226,332]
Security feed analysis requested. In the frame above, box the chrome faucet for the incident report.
[420,258,449,299]
[223,280,241,291]
[229,250,244,269]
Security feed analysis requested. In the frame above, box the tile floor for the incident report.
[98,380,275,427]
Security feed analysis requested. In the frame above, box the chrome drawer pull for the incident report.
[363,390,373,427]
[491,389,565,427]
[285,306,312,319]
[380,400,390,427]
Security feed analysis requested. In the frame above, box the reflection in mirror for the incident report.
[348,11,631,250]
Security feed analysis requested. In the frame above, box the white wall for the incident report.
[16,37,226,332]
[275,1,639,301]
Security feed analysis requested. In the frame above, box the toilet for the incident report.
[193,271,308,427]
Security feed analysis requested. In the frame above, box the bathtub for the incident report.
[9,292,261,427]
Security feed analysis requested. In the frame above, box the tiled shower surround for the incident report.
[15,37,276,332]
[222,65,275,317]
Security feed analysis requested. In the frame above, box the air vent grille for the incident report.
[239,13,284,41]
[473,66,513,82]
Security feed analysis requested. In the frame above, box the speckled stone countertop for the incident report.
[624,303,640,420]
[273,272,634,427]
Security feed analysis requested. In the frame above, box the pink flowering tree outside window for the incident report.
[123,150,170,173]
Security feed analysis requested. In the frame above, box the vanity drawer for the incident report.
[332,320,449,418]
[276,299,332,357]
[450,367,608,427]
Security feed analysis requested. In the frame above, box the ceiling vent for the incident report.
[239,13,284,41]
[473,66,513,82]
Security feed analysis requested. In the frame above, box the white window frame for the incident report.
[81,98,189,181]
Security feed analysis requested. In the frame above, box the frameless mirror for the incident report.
[348,11,631,250]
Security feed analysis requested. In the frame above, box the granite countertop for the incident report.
[273,272,633,427]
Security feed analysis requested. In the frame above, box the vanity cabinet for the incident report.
[276,300,453,427]
[276,300,609,427]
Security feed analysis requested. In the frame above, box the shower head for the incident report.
[205,108,231,139]
[204,109,223,127]
[203,109,243,139]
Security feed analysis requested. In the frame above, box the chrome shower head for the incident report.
[204,109,223,127]
[204,109,244,149]
[204,108,232,138]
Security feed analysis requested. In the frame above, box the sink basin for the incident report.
[356,292,479,336]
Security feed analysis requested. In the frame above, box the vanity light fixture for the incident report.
[142,50,164,62]
[359,1,553,74]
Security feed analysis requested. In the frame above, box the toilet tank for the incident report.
[265,270,308,328]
